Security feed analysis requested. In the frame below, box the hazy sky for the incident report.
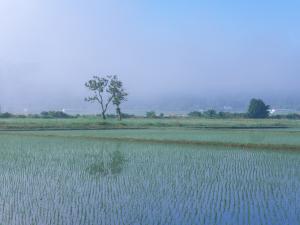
[0,0,299,112]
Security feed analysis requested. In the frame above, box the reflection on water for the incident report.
[110,150,126,174]
[87,150,126,176]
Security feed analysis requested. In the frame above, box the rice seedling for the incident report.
[0,132,299,225]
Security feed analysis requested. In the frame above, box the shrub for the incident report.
[146,111,157,118]
[204,109,217,118]
[188,111,202,117]
[0,112,14,118]
[40,111,72,119]
[286,113,300,119]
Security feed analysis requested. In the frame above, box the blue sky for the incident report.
[0,0,299,112]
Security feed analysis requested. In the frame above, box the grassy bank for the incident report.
[0,117,300,130]
[3,128,300,151]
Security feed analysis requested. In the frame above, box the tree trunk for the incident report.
[116,107,121,120]
[102,111,106,120]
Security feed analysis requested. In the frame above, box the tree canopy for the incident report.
[85,75,128,120]
[109,76,128,120]
[247,99,270,118]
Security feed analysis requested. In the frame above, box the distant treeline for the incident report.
[146,110,246,119]
[145,110,300,120]
[0,111,136,119]
[186,110,300,120]
[187,110,246,119]
[0,110,299,120]
[0,111,73,119]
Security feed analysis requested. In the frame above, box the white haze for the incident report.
[0,0,299,113]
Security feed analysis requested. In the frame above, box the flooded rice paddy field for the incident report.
[0,130,299,225]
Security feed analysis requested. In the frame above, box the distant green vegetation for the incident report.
[1,117,300,130]
[0,111,74,119]
[1,110,299,120]
[187,110,300,119]
[40,111,73,118]
[188,110,246,119]
[0,97,299,131]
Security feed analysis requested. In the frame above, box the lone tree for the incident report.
[85,75,128,120]
[85,76,113,119]
[108,75,128,120]
[247,98,270,118]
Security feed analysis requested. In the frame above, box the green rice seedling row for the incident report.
[0,132,299,225]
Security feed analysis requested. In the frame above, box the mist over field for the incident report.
[0,0,299,114]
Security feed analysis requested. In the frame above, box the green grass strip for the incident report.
[2,132,300,152]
